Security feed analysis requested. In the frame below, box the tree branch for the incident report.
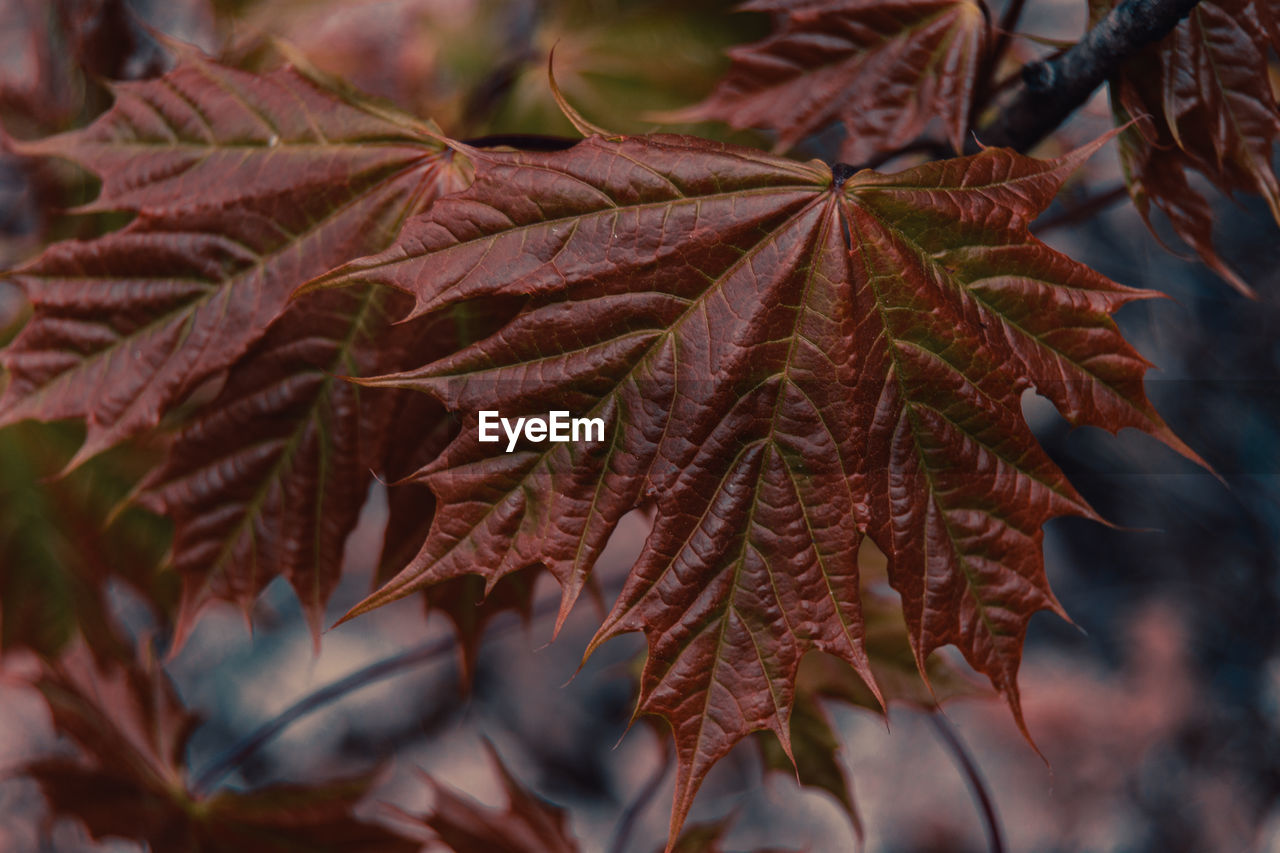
[976,0,1203,152]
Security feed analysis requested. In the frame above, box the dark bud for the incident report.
[1022,61,1056,92]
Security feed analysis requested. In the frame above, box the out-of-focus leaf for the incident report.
[234,0,486,131]
[677,0,987,162]
[315,130,1194,845]
[803,540,988,713]
[1100,0,1280,294]
[22,639,419,852]
[416,741,579,853]
[238,0,756,139]
[757,692,860,833]
[755,539,984,838]
[376,394,457,582]
[480,0,762,139]
[0,422,171,658]
[424,571,542,690]
[57,0,170,84]
[0,53,471,467]
[191,778,423,852]
[0,0,219,272]
[657,815,799,853]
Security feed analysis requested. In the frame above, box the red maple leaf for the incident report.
[677,0,988,162]
[21,639,418,852]
[312,130,1195,844]
[1102,0,1280,294]
[1,53,469,467]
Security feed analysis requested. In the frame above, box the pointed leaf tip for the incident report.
[548,46,618,139]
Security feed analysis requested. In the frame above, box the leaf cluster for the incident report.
[0,0,1274,849]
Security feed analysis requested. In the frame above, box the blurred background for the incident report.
[1,1,1278,851]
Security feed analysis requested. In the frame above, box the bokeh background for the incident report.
[1,1,1278,851]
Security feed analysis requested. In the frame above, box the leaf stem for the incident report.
[928,711,1006,853]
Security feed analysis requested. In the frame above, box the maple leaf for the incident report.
[22,639,419,852]
[135,285,442,646]
[313,130,1194,845]
[0,52,470,467]
[676,0,988,163]
[415,741,579,853]
[1100,0,1280,294]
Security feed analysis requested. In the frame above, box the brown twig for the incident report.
[977,0,1203,152]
